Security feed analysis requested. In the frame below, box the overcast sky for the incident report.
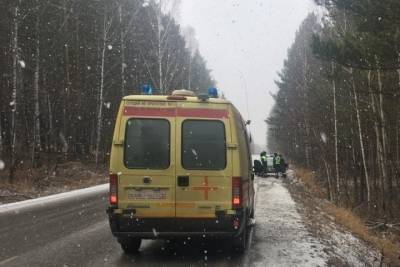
[180,0,314,147]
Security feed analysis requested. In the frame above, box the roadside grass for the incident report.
[324,203,400,266]
[294,168,400,266]
[0,169,39,201]
[0,161,107,203]
[294,168,325,198]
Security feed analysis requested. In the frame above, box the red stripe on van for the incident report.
[124,106,176,117]
[124,106,229,119]
[176,108,229,119]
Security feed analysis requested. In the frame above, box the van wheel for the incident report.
[118,237,142,254]
[232,226,247,253]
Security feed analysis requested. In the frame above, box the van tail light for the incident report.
[110,174,118,206]
[232,177,242,209]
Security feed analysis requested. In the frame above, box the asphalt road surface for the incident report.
[0,177,329,267]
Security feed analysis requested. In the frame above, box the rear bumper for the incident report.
[111,231,237,239]
[107,207,246,239]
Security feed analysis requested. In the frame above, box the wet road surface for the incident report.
[0,177,328,267]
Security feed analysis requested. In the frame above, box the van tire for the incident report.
[118,237,141,254]
[232,225,247,253]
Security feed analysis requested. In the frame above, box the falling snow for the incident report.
[18,60,26,68]
[320,132,328,144]
[0,160,5,170]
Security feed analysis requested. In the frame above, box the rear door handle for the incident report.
[177,176,189,187]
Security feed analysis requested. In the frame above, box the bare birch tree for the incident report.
[146,0,181,94]
[118,3,126,97]
[346,67,370,206]
[183,26,198,90]
[32,4,42,167]
[0,0,214,175]
[95,9,113,165]
[331,62,340,200]
[10,1,20,180]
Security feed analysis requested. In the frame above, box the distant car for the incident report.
[253,154,275,177]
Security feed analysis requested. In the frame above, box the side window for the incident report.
[124,119,170,169]
[182,120,226,170]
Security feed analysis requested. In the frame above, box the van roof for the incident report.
[123,95,231,104]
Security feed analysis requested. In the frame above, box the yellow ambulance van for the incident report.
[107,89,254,253]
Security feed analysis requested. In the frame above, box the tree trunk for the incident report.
[323,158,333,201]
[302,45,311,168]
[376,57,388,162]
[119,3,126,97]
[332,62,340,201]
[368,70,386,212]
[157,8,163,94]
[63,2,70,159]
[304,119,311,167]
[95,11,109,165]
[375,56,391,214]
[397,52,400,165]
[47,89,53,152]
[188,53,192,90]
[350,68,370,207]
[10,2,20,180]
[396,113,399,166]
[32,11,41,168]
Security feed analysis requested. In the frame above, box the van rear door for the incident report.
[175,104,233,218]
[117,101,176,218]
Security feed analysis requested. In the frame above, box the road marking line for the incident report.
[0,256,19,266]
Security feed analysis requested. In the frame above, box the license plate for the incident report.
[127,188,168,200]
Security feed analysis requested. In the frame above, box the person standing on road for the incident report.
[273,153,281,177]
[260,151,267,172]
[279,154,287,177]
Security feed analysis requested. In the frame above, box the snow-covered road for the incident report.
[0,174,381,266]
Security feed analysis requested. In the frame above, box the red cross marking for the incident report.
[192,177,218,200]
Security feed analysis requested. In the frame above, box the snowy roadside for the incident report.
[0,161,107,205]
[285,170,383,266]
[0,183,108,214]
[250,177,329,266]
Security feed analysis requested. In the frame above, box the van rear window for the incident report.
[124,119,170,169]
[182,120,226,170]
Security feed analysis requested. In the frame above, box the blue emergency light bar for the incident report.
[140,84,153,95]
[208,87,218,98]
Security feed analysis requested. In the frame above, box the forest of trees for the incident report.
[267,1,400,220]
[0,0,215,179]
